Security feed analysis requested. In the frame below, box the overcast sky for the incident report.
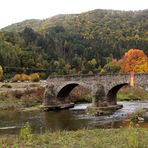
[0,0,147,29]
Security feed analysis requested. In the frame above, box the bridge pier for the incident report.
[92,83,119,107]
[43,84,58,105]
[92,84,107,107]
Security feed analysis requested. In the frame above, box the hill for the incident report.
[0,9,148,78]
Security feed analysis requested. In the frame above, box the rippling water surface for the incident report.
[0,101,148,135]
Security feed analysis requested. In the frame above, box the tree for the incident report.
[86,58,97,72]
[103,59,121,73]
[121,49,148,73]
[12,74,21,82]
[64,64,71,74]
[1,10,148,77]
[21,27,37,45]
[30,73,40,82]
[90,58,97,66]
[0,66,3,80]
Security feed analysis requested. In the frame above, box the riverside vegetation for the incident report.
[0,123,148,148]
[117,86,148,101]
[0,82,45,111]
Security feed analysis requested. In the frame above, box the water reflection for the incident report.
[0,101,148,135]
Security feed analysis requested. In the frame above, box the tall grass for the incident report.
[0,123,148,148]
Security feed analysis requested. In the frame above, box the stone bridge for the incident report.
[43,74,148,108]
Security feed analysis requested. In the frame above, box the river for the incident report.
[0,101,148,135]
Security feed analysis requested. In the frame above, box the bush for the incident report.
[12,73,40,82]
[20,74,31,82]
[0,66,3,80]
[99,69,106,75]
[30,73,40,82]
[21,95,39,107]
[39,72,48,79]
[84,95,92,102]
[130,109,145,124]
[12,74,21,82]
[20,122,33,143]
[12,74,30,82]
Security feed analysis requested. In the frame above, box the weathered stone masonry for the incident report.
[43,74,148,107]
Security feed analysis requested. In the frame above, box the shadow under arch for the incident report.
[57,83,79,98]
[107,83,129,105]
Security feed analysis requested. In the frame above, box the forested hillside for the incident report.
[0,9,148,78]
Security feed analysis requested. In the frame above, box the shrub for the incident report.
[12,74,21,82]
[39,72,48,79]
[84,95,92,102]
[12,73,40,82]
[20,122,33,143]
[21,95,39,107]
[20,74,31,82]
[30,73,40,82]
[12,74,30,82]
[0,66,3,80]
[99,68,106,75]
[130,109,145,124]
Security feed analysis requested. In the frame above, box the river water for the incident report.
[0,101,148,135]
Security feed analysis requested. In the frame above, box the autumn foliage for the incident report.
[0,66,3,80]
[30,73,40,82]
[12,73,40,82]
[121,49,148,73]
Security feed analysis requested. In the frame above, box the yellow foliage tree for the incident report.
[12,74,21,82]
[12,74,30,82]
[65,64,71,74]
[0,66,3,80]
[30,73,40,82]
[90,58,97,66]
[121,49,148,73]
[20,74,31,82]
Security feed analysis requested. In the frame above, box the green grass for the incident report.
[0,126,148,148]
[117,87,148,101]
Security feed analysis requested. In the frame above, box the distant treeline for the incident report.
[0,9,147,78]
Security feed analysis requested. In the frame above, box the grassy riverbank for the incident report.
[0,126,148,148]
[117,87,148,101]
[0,98,42,112]
[0,82,45,111]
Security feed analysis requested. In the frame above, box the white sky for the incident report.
[0,0,148,29]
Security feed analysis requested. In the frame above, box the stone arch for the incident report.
[56,81,90,98]
[107,83,129,105]
[57,83,79,98]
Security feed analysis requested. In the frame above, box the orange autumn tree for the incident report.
[121,49,148,73]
